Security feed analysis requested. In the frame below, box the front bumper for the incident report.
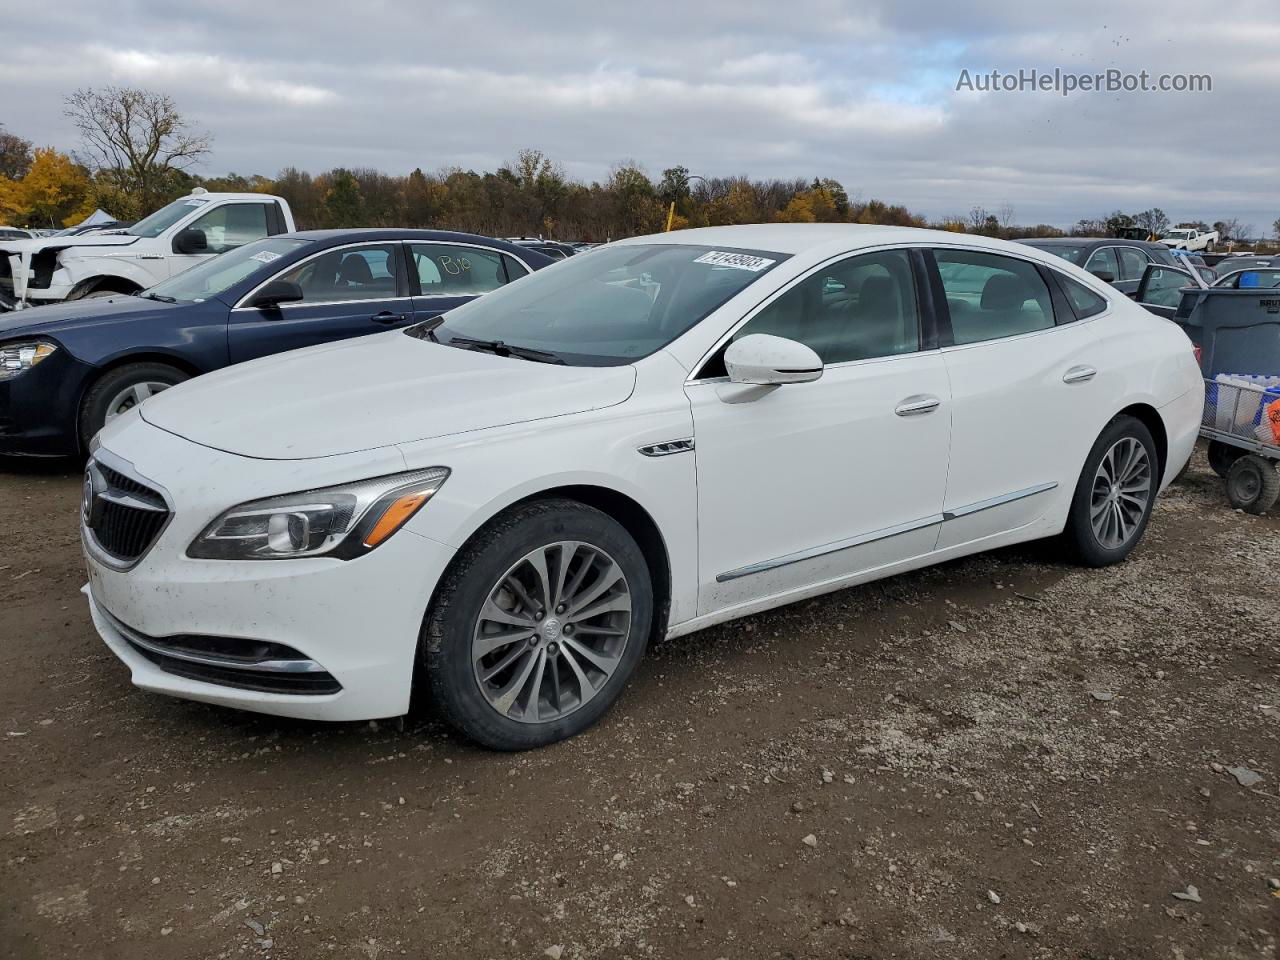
[82,416,456,721]
[0,344,87,456]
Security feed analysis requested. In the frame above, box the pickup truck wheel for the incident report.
[1225,455,1280,514]
[79,362,188,451]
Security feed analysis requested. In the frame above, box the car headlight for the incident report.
[0,340,57,380]
[188,468,449,561]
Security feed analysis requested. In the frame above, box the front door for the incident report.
[228,242,411,363]
[687,248,952,618]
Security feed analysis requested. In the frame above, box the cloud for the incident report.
[0,0,1274,230]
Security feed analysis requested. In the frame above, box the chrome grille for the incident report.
[83,460,170,564]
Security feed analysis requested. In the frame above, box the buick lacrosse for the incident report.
[82,225,1203,749]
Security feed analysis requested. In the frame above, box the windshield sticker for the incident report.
[184,198,208,206]
[693,251,776,272]
[250,250,282,264]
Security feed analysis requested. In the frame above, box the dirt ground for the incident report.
[1,445,1276,960]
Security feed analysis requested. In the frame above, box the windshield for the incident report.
[421,243,788,365]
[144,238,309,303]
[126,196,212,238]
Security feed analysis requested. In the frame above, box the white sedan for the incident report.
[82,225,1203,749]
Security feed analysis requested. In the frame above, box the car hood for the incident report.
[139,332,638,460]
[0,294,186,340]
[0,233,139,256]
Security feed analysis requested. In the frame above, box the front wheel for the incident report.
[79,362,188,451]
[1063,415,1159,566]
[423,499,653,750]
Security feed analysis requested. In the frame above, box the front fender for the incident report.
[58,252,161,295]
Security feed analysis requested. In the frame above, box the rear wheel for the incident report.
[1225,455,1280,514]
[1207,440,1245,478]
[79,362,188,451]
[1063,416,1159,566]
[423,499,652,750]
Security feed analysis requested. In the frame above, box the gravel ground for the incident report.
[1,445,1277,960]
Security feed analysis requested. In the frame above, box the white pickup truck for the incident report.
[1159,227,1218,253]
[0,189,296,310]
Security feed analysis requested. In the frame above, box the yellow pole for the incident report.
[665,201,675,232]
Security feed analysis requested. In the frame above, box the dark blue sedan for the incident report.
[0,230,552,457]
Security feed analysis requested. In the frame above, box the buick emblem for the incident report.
[82,464,105,528]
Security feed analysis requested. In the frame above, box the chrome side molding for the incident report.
[943,481,1058,520]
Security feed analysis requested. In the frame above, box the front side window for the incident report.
[1117,247,1150,281]
[1139,266,1193,308]
[275,244,402,304]
[424,243,787,365]
[411,244,510,296]
[189,203,271,255]
[148,237,310,303]
[935,250,1055,345]
[1083,247,1119,278]
[729,249,920,364]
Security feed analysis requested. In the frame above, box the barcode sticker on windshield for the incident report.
[184,198,208,206]
[693,251,776,272]
[250,250,282,264]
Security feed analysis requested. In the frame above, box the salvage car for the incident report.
[80,225,1203,749]
[0,189,295,310]
[0,230,550,456]
[1017,237,1180,294]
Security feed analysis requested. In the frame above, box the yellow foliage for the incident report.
[0,148,96,228]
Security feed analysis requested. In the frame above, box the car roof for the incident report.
[282,229,555,264]
[614,223,1050,257]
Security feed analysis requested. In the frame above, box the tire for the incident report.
[1225,455,1280,514]
[1063,415,1160,567]
[79,362,188,451]
[1207,440,1245,478]
[423,498,653,750]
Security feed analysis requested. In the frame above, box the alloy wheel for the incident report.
[1089,436,1152,549]
[471,541,632,724]
[104,381,171,423]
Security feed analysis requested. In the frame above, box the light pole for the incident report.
[665,174,706,232]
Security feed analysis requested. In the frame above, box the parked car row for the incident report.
[67,223,1202,749]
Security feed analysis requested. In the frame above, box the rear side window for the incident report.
[1058,274,1109,319]
[1083,247,1119,279]
[1117,247,1149,281]
[411,244,509,296]
[934,250,1055,345]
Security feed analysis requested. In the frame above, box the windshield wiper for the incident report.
[141,292,177,303]
[447,336,565,364]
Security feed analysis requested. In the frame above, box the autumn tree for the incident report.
[64,86,211,218]
[0,148,95,228]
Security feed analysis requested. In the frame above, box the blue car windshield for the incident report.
[424,243,788,365]
[144,238,309,303]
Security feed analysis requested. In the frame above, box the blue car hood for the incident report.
[0,295,188,340]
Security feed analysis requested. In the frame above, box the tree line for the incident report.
[1,86,1275,247]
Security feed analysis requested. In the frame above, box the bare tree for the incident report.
[64,86,211,215]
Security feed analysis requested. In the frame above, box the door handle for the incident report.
[1063,365,1097,384]
[895,395,941,417]
[371,311,406,324]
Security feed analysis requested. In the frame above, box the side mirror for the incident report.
[173,227,208,255]
[1089,269,1115,284]
[724,334,822,386]
[251,279,304,308]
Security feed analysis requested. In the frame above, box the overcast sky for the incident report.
[1,0,1275,231]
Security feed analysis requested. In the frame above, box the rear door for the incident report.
[931,247,1112,550]
[228,242,410,363]
[408,242,531,322]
